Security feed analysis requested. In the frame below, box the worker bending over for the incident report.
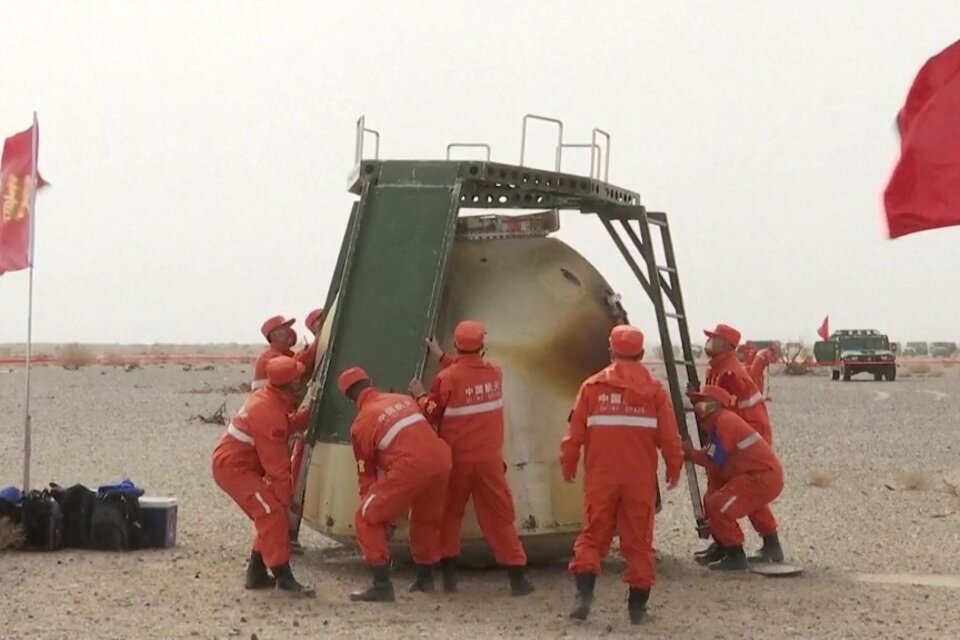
[409,320,534,596]
[684,385,785,570]
[211,356,315,596]
[560,325,684,625]
[691,323,783,565]
[339,367,452,602]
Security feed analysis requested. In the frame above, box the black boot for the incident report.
[350,565,396,602]
[271,563,316,597]
[289,530,304,556]
[508,566,535,597]
[244,551,275,590]
[440,557,458,593]
[627,587,650,625]
[709,545,748,571]
[409,564,436,593]
[569,573,596,620]
[748,533,784,564]
[694,542,726,566]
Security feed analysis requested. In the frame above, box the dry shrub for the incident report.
[927,367,945,378]
[60,343,96,370]
[895,470,932,491]
[908,363,931,375]
[0,518,24,550]
[807,470,834,488]
[898,369,913,378]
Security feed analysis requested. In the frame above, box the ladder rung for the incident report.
[657,265,676,274]
[665,312,685,320]
[647,217,668,227]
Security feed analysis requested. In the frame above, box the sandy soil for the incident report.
[2,362,960,640]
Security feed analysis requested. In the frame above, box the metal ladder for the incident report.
[595,204,710,538]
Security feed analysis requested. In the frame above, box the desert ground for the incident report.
[2,356,960,640]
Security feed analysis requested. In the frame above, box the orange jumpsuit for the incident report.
[704,350,777,537]
[252,344,316,492]
[288,340,320,491]
[690,408,784,546]
[560,361,684,588]
[211,386,301,568]
[418,353,527,566]
[749,347,777,393]
[351,388,452,567]
[252,345,293,390]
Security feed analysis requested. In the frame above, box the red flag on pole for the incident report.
[0,122,47,275]
[883,39,960,239]
[817,316,830,341]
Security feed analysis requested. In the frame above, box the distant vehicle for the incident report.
[691,343,704,358]
[814,329,897,382]
[903,341,928,357]
[930,342,958,358]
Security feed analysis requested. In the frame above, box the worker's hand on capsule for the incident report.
[425,336,443,359]
[408,378,426,398]
[685,381,699,398]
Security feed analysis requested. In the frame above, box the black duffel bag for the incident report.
[49,483,97,549]
[90,490,144,551]
[21,489,64,551]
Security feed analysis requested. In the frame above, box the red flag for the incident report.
[0,121,47,274]
[884,39,960,239]
[817,316,829,342]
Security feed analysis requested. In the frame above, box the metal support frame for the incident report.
[354,115,381,164]
[596,204,709,538]
[520,114,563,171]
[331,113,706,537]
[591,128,611,183]
[558,142,601,180]
[446,143,492,161]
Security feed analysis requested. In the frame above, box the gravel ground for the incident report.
[1,362,959,639]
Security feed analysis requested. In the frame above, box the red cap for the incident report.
[337,366,370,394]
[266,356,305,386]
[305,308,324,329]
[453,320,485,352]
[690,384,733,407]
[261,315,295,340]
[704,323,741,347]
[609,325,644,357]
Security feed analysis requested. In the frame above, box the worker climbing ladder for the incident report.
[292,114,708,541]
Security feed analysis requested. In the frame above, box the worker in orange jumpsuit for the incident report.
[749,343,780,399]
[408,320,534,596]
[560,325,684,625]
[287,307,325,554]
[688,323,782,565]
[252,313,319,385]
[211,356,314,596]
[339,366,452,602]
[683,385,785,570]
[740,342,758,369]
[251,315,298,391]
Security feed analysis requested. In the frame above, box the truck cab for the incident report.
[814,329,897,381]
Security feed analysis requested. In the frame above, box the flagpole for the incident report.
[23,111,38,491]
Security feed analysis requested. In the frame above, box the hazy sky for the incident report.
[2,2,959,346]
